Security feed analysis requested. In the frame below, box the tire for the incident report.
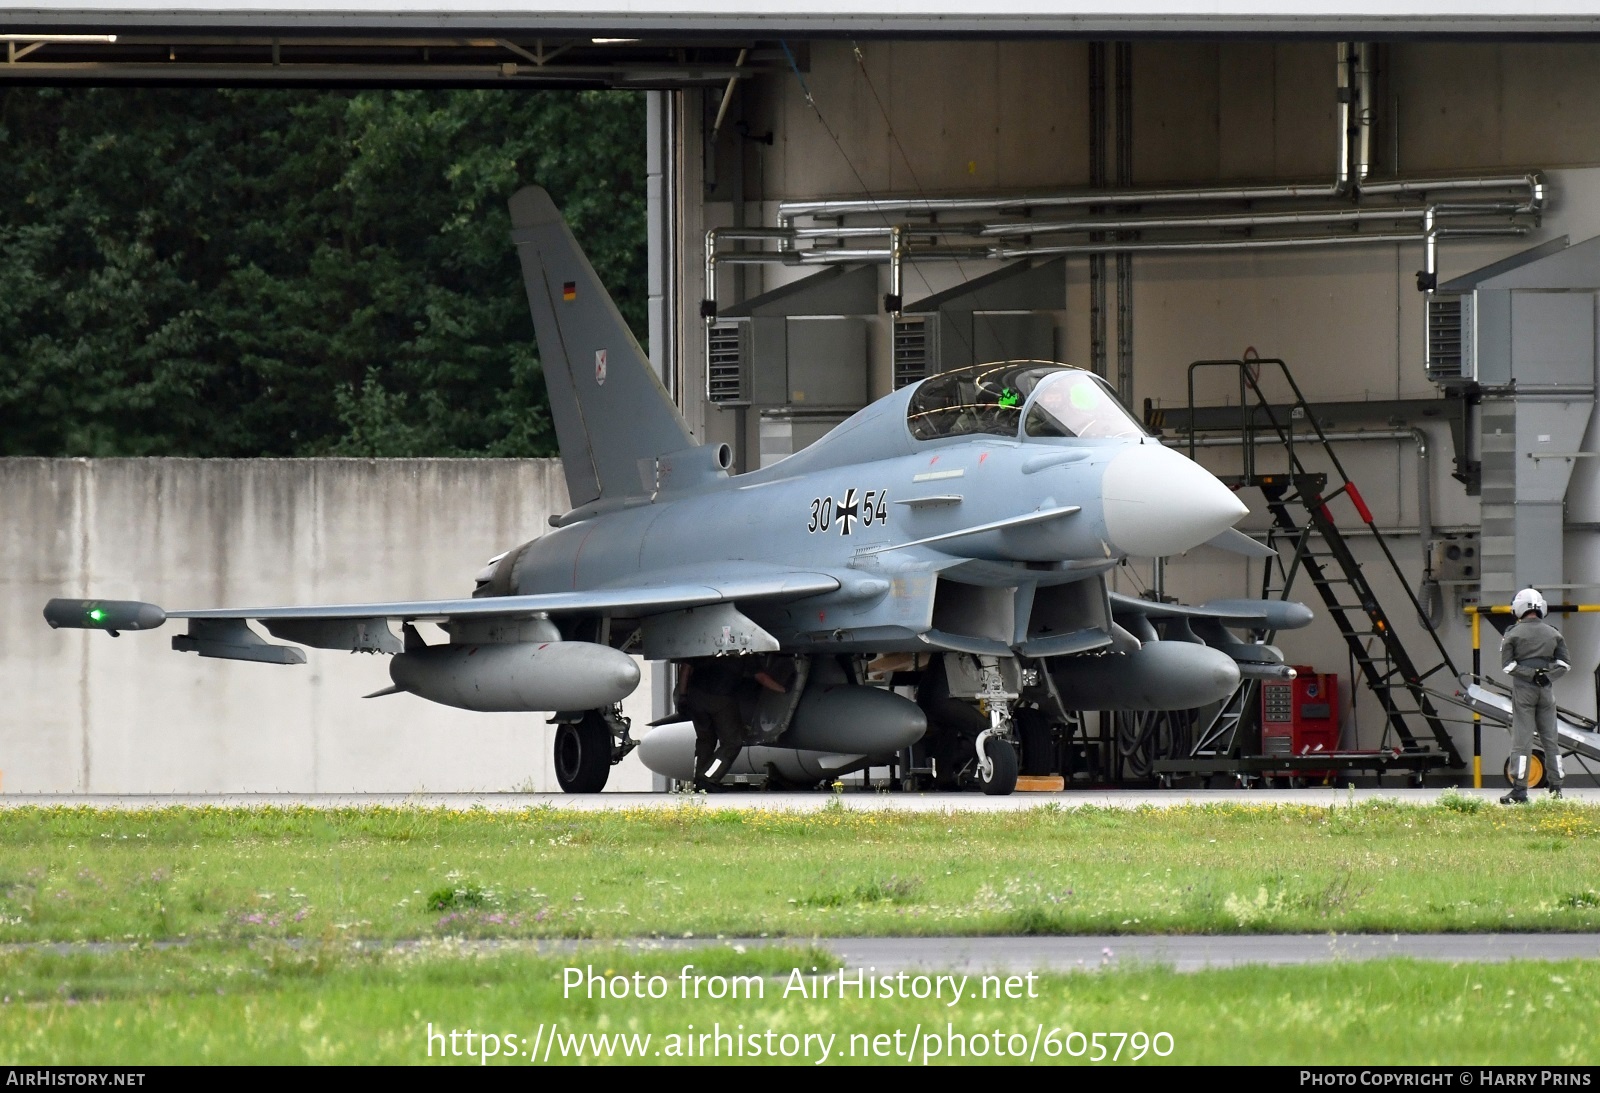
[976,737,1019,796]
[554,712,611,793]
[1013,707,1056,776]
[1502,750,1547,790]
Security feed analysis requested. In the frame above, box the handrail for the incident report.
[1185,357,1459,676]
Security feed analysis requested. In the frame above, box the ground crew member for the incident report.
[676,656,789,790]
[1499,587,1571,804]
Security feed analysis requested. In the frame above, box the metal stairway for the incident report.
[1256,473,1459,763]
[1177,358,1465,773]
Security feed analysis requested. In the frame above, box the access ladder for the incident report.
[1182,358,1464,770]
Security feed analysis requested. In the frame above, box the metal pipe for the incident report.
[777,182,1349,221]
[887,225,904,315]
[996,226,1528,260]
[1419,202,1532,290]
[981,200,1529,239]
[991,231,1431,259]
[778,173,1545,225]
[794,246,991,265]
[1422,206,1438,289]
[1360,172,1546,211]
[1337,42,1354,194]
[710,172,1537,313]
[707,224,1528,281]
[702,224,829,317]
[1356,43,1374,184]
[715,252,806,264]
[707,47,747,145]
[793,225,902,240]
[794,248,894,262]
[702,227,719,323]
[710,227,796,241]
[979,206,1434,237]
[1411,427,1432,571]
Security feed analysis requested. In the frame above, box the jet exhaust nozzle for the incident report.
[1047,640,1241,710]
[390,640,639,712]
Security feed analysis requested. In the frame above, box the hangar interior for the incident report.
[653,38,1600,785]
[5,15,1600,789]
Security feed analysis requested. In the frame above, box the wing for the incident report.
[44,565,842,664]
[1108,591,1314,680]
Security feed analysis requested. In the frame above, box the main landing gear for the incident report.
[551,706,636,793]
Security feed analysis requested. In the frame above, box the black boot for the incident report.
[1549,786,1564,800]
[1500,787,1529,805]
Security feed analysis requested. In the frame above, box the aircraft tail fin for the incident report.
[509,186,692,509]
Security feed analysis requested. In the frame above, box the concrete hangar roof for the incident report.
[0,2,1596,86]
[4,1,1600,36]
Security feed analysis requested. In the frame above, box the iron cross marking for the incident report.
[837,488,860,535]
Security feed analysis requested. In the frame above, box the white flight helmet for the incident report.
[1511,587,1548,619]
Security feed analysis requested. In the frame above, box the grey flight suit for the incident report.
[1499,617,1571,789]
[679,657,748,786]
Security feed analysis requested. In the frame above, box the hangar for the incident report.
[5,2,1600,791]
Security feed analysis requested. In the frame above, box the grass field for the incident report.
[1,796,1597,941]
[2,942,1596,1065]
[3,798,1598,1065]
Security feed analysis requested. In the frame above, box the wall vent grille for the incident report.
[706,321,748,404]
[1426,294,1463,378]
[893,317,928,389]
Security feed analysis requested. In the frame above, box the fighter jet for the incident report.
[43,186,1311,795]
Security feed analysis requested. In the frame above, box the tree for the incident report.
[0,87,646,457]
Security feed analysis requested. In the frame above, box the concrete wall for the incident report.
[0,458,657,794]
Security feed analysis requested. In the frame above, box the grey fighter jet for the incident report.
[44,186,1311,795]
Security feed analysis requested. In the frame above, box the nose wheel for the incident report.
[974,735,1019,795]
[972,657,1021,796]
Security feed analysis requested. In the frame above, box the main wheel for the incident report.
[1013,707,1056,776]
[1502,750,1547,790]
[976,737,1019,796]
[554,712,611,793]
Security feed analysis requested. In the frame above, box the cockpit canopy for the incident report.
[906,361,1148,443]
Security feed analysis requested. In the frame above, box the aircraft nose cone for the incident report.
[1102,443,1248,557]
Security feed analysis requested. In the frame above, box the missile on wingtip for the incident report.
[1198,598,1316,631]
[389,640,640,712]
[43,598,166,633]
[1046,640,1242,711]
